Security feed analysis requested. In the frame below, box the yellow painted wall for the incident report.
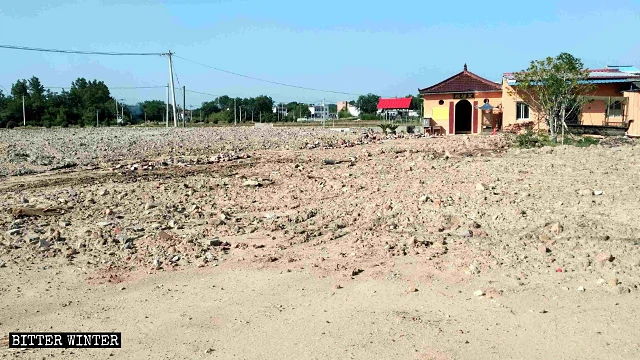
[502,80,634,129]
[422,92,501,134]
[625,91,640,137]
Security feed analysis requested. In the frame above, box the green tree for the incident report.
[28,77,46,126]
[356,93,380,114]
[285,102,311,121]
[254,95,274,115]
[511,53,595,143]
[140,100,167,122]
[69,78,112,126]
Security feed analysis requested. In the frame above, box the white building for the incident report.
[337,101,360,117]
[272,104,288,117]
[308,104,329,119]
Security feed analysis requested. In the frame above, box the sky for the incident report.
[0,0,639,106]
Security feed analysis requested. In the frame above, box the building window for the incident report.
[608,100,622,117]
[438,100,444,105]
[516,102,529,120]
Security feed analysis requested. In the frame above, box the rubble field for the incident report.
[1,127,639,359]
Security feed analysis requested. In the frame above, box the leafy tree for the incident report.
[69,78,112,126]
[338,109,351,118]
[253,95,274,115]
[140,100,167,122]
[356,93,380,114]
[511,53,595,143]
[285,102,311,120]
[212,110,234,124]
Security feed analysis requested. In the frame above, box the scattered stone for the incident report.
[458,229,473,238]
[577,286,585,292]
[6,229,21,236]
[419,194,430,203]
[97,221,112,227]
[170,255,181,263]
[153,258,162,270]
[577,189,591,196]
[475,183,486,191]
[409,287,419,293]
[608,278,619,287]
[0,259,6,268]
[243,179,261,187]
[351,268,363,276]
[538,244,549,254]
[66,248,79,258]
[593,190,604,196]
[39,239,51,249]
[334,284,343,290]
[98,189,109,196]
[547,222,563,235]
[596,252,613,265]
[322,159,337,165]
[144,202,158,210]
[468,262,480,275]
[473,289,485,297]
[597,278,606,285]
[208,238,224,247]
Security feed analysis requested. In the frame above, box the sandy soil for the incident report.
[1,127,639,359]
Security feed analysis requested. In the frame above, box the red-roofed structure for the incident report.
[377,97,412,110]
[419,64,501,95]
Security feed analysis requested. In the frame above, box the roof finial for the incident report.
[464,63,468,71]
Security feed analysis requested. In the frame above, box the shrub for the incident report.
[360,113,379,121]
[516,129,551,148]
[6,120,17,129]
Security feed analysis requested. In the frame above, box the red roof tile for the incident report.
[419,67,501,94]
[377,97,412,109]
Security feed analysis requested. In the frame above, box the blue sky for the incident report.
[1,0,639,105]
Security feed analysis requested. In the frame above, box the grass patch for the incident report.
[516,129,600,148]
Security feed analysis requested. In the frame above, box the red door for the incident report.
[473,101,478,134]
[448,101,455,135]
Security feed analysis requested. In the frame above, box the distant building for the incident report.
[337,101,360,117]
[376,97,413,120]
[272,104,287,117]
[308,104,329,119]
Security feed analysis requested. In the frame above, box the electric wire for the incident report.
[173,55,362,97]
[0,44,165,56]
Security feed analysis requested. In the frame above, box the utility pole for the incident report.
[239,106,242,123]
[322,98,326,128]
[166,84,169,127]
[234,98,237,126]
[115,99,118,123]
[22,96,26,126]
[167,51,178,127]
[259,112,262,123]
[96,110,99,127]
[182,85,186,127]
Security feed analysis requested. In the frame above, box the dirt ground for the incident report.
[1,127,639,359]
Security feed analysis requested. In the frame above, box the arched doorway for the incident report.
[455,100,472,134]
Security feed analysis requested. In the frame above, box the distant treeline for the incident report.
[0,76,419,128]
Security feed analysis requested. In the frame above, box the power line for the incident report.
[173,55,362,97]
[185,89,218,98]
[44,85,166,90]
[0,44,165,56]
